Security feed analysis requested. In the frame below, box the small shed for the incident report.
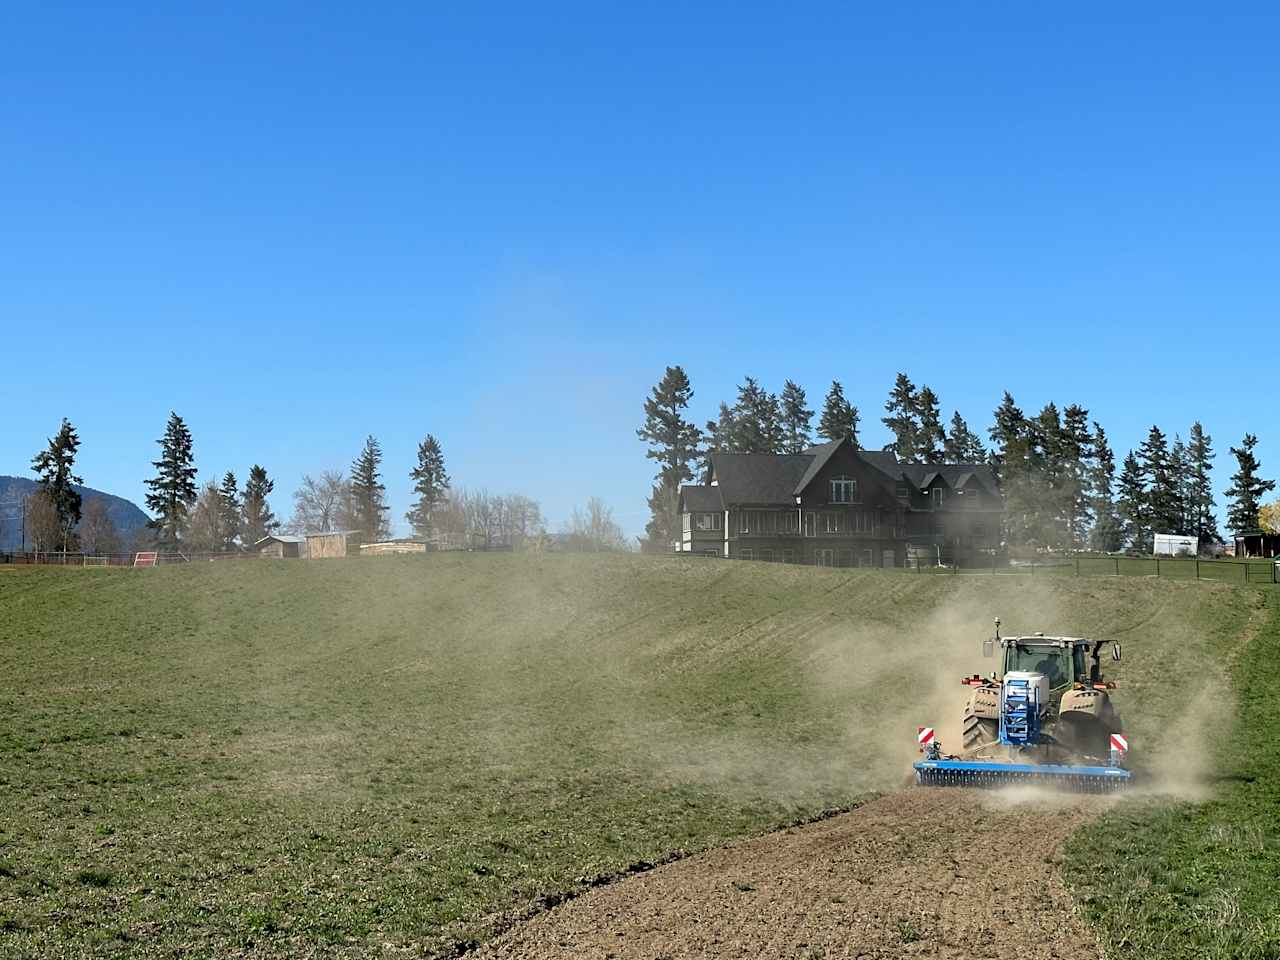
[359,539,429,556]
[1153,533,1198,557]
[1235,532,1280,558]
[256,534,305,559]
[304,530,364,559]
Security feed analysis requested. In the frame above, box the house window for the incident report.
[931,488,945,508]
[739,548,754,561]
[694,512,721,531]
[804,512,815,537]
[823,512,842,534]
[973,522,986,538]
[830,477,857,503]
[895,482,909,499]
[815,548,835,567]
[838,549,853,568]
[861,548,875,568]
[783,549,795,564]
[780,512,799,534]
[760,548,774,563]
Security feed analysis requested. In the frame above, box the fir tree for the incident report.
[406,435,450,538]
[816,380,859,445]
[1087,423,1122,552]
[350,436,390,539]
[988,392,1034,544]
[701,401,739,475]
[915,387,945,463]
[240,465,277,545]
[1187,422,1221,547]
[1225,434,1276,536]
[729,377,783,453]
[1169,435,1192,535]
[779,380,813,454]
[1116,451,1150,553]
[637,367,703,547]
[943,411,985,462]
[1031,403,1066,548]
[144,412,198,547]
[219,471,241,552]
[31,417,84,554]
[1139,426,1180,535]
[1061,404,1093,549]
[882,373,920,461]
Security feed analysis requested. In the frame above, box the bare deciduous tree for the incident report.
[565,497,627,552]
[433,489,546,549]
[26,490,63,555]
[78,499,121,556]
[287,471,350,534]
[185,482,227,553]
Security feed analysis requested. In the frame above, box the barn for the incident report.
[255,534,305,559]
[304,530,364,559]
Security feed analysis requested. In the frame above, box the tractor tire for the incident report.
[962,712,998,752]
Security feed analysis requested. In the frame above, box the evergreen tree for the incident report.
[988,392,1035,545]
[1187,422,1221,547]
[218,471,241,552]
[779,380,813,454]
[702,401,739,475]
[30,417,84,554]
[1138,426,1180,535]
[144,412,198,546]
[1087,423,1122,552]
[1169,435,1192,535]
[1061,404,1093,549]
[915,386,945,463]
[637,367,703,547]
[1225,434,1276,536]
[943,411,985,462]
[882,372,921,461]
[816,380,859,445]
[240,465,277,545]
[1031,403,1066,548]
[406,435,450,538]
[1116,451,1150,553]
[350,436,390,539]
[729,377,783,453]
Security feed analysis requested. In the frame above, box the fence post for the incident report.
[1156,558,1161,578]
[1075,556,1081,578]
[1114,556,1120,576]
[1196,558,1200,580]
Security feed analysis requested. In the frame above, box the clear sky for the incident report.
[3,4,1277,537]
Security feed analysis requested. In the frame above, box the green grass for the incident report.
[0,554,1270,956]
[1064,588,1280,960]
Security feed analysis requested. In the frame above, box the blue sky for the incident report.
[3,4,1277,537]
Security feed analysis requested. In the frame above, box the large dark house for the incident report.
[678,437,1002,567]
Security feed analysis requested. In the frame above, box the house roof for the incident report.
[708,452,813,504]
[304,529,361,539]
[680,485,723,512]
[255,534,306,545]
[793,439,843,493]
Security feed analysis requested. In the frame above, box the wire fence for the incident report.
[0,550,261,567]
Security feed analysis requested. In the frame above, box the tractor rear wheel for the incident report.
[962,712,998,752]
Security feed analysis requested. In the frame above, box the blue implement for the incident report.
[914,758,1131,793]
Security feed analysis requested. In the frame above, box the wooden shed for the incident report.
[304,530,364,559]
[359,539,429,556]
[256,534,305,559]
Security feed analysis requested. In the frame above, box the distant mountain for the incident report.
[0,476,151,551]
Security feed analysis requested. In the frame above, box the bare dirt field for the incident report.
[480,788,1105,960]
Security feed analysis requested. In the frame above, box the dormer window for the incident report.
[830,477,857,503]
[931,488,945,507]
[895,483,909,499]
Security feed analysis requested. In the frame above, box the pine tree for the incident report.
[219,471,241,552]
[943,411,985,462]
[816,380,859,445]
[1225,434,1276,536]
[406,435,450,538]
[779,380,813,454]
[915,387,945,463]
[1187,422,1220,547]
[637,367,703,547]
[1116,451,1150,553]
[1032,403,1066,548]
[882,373,920,461]
[730,377,783,453]
[350,436,390,539]
[31,417,84,554]
[1087,422,1122,552]
[1139,426,1180,535]
[702,401,739,475]
[988,392,1034,545]
[144,412,198,547]
[1061,404,1093,549]
[1169,436,1192,535]
[240,465,277,545]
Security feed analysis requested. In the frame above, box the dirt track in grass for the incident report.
[478,789,1105,960]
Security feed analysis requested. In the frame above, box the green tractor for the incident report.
[915,619,1131,791]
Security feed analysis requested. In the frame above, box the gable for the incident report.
[796,443,900,508]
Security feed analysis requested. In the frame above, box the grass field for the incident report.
[0,554,1275,957]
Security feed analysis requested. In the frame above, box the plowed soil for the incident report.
[479,789,1105,960]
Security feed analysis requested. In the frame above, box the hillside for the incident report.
[0,476,149,550]
[0,554,1273,957]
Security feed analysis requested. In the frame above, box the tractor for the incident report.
[914,619,1132,792]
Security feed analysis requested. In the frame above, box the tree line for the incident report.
[638,366,1277,554]
[18,413,628,556]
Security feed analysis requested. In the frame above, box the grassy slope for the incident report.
[1064,588,1280,960]
[0,555,1265,957]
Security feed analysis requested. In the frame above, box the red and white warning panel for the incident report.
[1110,733,1129,753]
[917,726,935,746]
